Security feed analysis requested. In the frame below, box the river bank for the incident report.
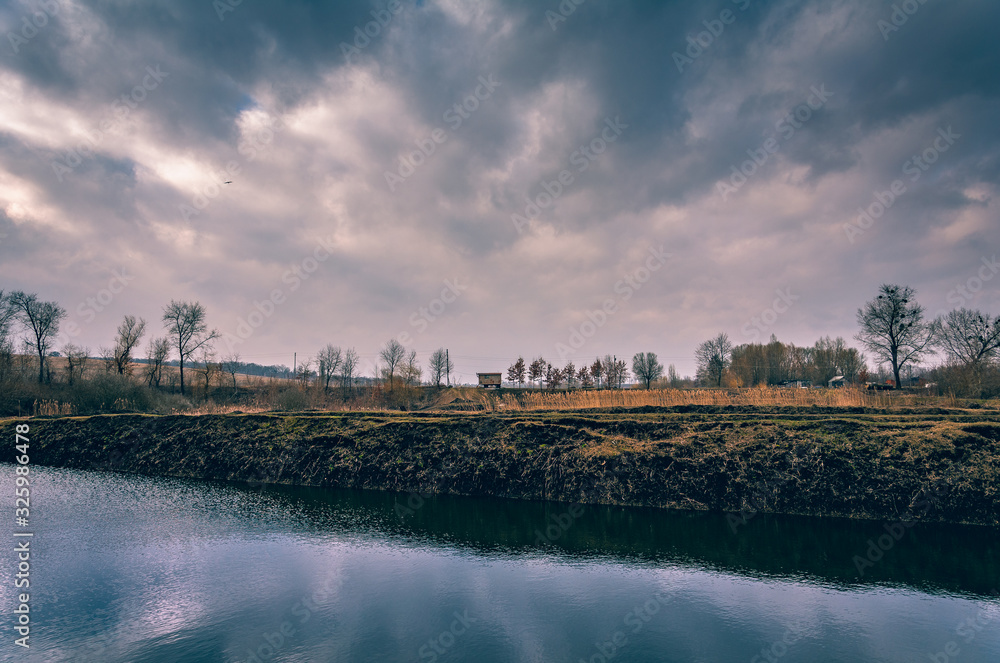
[11,405,1000,525]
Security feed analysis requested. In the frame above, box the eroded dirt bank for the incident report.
[12,406,1000,525]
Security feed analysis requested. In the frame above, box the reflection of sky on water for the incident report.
[0,466,996,662]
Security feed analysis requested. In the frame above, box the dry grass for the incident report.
[32,400,78,416]
[469,386,957,412]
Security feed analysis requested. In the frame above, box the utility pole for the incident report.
[293,352,296,378]
[446,349,450,387]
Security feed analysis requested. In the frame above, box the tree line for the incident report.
[693,284,1000,393]
[3,282,998,413]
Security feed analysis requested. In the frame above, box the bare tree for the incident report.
[838,346,868,385]
[528,357,547,388]
[430,348,454,387]
[590,358,603,389]
[577,365,593,388]
[695,333,732,387]
[601,355,628,389]
[632,352,664,389]
[112,315,146,375]
[161,300,220,395]
[402,350,422,386]
[0,291,16,348]
[197,346,219,399]
[544,363,564,389]
[855,285,935,389]
[145,336,171,388]
[97,345,115,373]
[9,291,67,383]
[936,308,1000,367]
[668,364,680,388]
[379,339,406,389]
[316,344,343,390]
[295,357,314,384]
[0,291,17,380]
[563,361,576,388]
[611,357,629,388]
[221,352,242,390]
[506,356,526,387]
[341,347,359,390]
[63,343,90,386]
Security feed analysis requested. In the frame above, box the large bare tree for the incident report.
[9,291,66,383]
[632,352,664,389]
[936,308,1000,367]
[112,315,147,375]
[695,333,732,387]
[316,344,343,390]
[379,339,406,389]
[855,284,935,389]
[161,300,219,395]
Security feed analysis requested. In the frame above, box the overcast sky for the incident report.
[1,0,997,381]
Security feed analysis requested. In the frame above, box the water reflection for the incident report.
[0,466,996,663]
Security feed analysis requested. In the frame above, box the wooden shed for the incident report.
[477,373,502,389]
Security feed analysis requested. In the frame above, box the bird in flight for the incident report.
[224,181,233,184]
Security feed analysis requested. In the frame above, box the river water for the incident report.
[0,465,998,662]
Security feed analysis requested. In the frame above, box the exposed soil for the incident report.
[10,405,1000,525]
